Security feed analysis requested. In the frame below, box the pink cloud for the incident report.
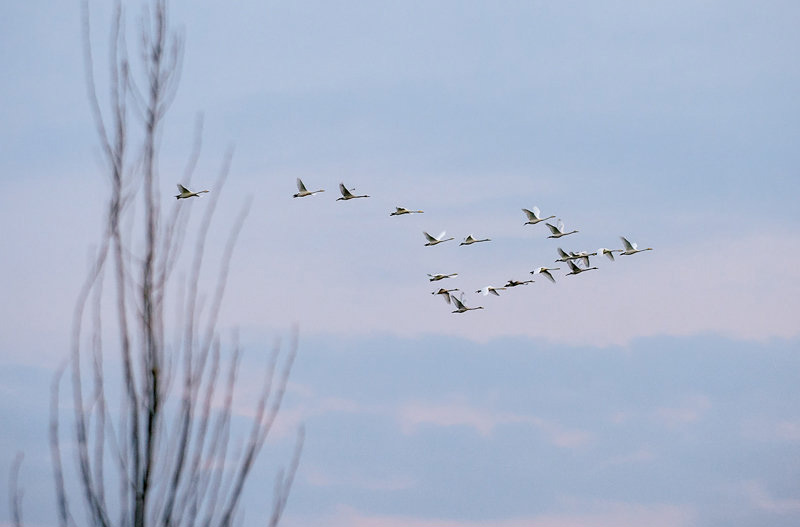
[397,400,591,448]
[283,501,695,527]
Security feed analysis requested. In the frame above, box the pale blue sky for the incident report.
[1,1,799,526]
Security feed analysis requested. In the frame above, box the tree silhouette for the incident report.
[13,1,302,526]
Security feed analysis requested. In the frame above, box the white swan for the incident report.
[565,259,598,276]
[428,273,458,282]
[619,236,653,256]
[598,247,620,261]
[423,231,455,246]
[432,287,459,303]
[522,206,555,225]
[460,234,491,245]
[545,219,578,239]
[531,266,560,283]
[390,206,424,216]
[293,178,324,198]
[337,182,369,200]
[175,184,209,200]
[504,279,534,287]
[555,248,585,263]
[451,294,484,314]
[475,285,507,296]
[572,250,597,267]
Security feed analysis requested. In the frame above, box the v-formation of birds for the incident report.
[177,179,653,314]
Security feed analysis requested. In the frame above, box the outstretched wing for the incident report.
[620,236,634,251]
[531,206,542,219]
[177,184,190,193]
[522,208,535,221]
[339,183,352,198]
[546,222,560,235]
[557,218,565,233]
[423,231,437,242]
[296,178,308,192]
[451,295,466,309]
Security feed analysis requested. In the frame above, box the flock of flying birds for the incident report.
[176,179,653,314]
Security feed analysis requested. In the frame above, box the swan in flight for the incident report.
[572,250,597,267]
[545,219,578,239]
[337,182,369,200]
[475,285,507,296]
[293,178,324,198]
[531,266,560,283]
[504,279,534,288]
[451,294,484,314]
[175,184,209,200]
[428,273,458,282]
[565,260,598,276]
[619,236,653,256]
[598,247,620,261]
[460,234,491,245]
[390,206,424,216]
[522,206,555,225]
[555,248,585,263]
[423,231,455,246]
[432,288,459,303]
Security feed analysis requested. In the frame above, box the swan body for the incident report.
[428,273,458,282]
[450,294,484,313]
[572,250,597,267]
[423,231,455,246]
[175,184,209,199]
[337,182,369,200]
[522,206,555,225]
[531,266,560,283]
[390,206,424,216]
[545,219,578,239]
[598,247,620,261]
[619,236,653,256]
[476,286,507,296]
[293,178,324,198]
[432,288,459,303]
[566,260,598,276]
[460,234,491,245]
[555,248,584,263]
[504,279,534,287]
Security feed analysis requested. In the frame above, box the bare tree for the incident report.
[13,1,302,526]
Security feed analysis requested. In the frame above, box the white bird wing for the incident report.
[567,260,580,272]
[339,183,352,198]
[296,178,308,192]
[522,208,535,221]
[478,287,489,296]
[451,295,466,309]
[546,222,560,235]
[532,206,542,219]
[620,236,634,251]
[177,184,190,193]
[436,231,447,241]
[557,218,565,233]
[423,232,437,242]
[542,270,556,282]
